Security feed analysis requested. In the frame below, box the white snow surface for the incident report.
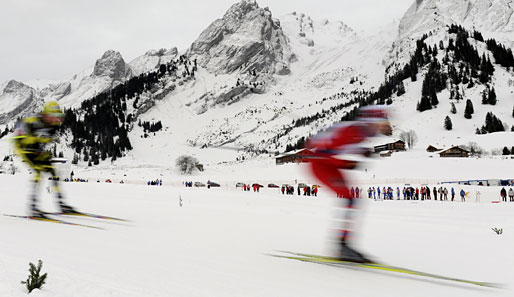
[129,48,178,77]
[400,0,514,39]
[0,158,513,296]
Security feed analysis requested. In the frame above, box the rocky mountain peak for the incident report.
[224,0,260,21]
[3,80,32,94]
[0,80,37,124]
[93,50,131,81]
[187,0,294,75]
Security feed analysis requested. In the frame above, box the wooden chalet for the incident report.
[275,149,313,165]
[439,146,469,158]
[426,145,441,152]
[374,140,406,153]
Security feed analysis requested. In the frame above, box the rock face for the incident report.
[187,0,294,75]
[3,80,31,95]
[0,80,38,124]
[93,50,132,81]
[50,82,72,100]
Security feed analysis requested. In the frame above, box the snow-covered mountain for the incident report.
[386,0,514,73]
[0,46,180,120]
[0,80,39,124]
[0,0,513,169]
[125,0,514,167]
[44,50,131,108]
[400,0,514,38]
[187,0,295,75]
[129,48,178,77]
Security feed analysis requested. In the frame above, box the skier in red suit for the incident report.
[305,105,392,262]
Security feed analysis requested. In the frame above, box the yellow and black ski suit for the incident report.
[13,115,63,209]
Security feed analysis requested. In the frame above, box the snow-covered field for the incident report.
[1,158,514,296]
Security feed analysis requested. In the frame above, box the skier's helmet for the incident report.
[42,101,64,118]
[41,101,64,126]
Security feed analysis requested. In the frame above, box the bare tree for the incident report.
[399,130,418,149]
[462,142,484,157]
[176,155,200,175]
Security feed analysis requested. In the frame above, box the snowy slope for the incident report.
[384,31,514,154]
[387,0,514,72]
[0,166,513,296]
[400,0,514,39]
[129,48,178,77]
[119,9,398,165]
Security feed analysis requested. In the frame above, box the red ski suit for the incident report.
[306,122,375,242]
[306,122,373,202]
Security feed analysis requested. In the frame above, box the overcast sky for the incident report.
[0,0,413,84]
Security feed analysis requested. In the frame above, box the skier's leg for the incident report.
[338,197,373,262]
[47,166,65,205]
[21,152,47,217]
[29,170,42,213]
[310,159,370,262]
[40,154,77,213]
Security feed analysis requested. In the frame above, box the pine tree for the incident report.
[464,99,474,119]
[430,89,439,106]
[482,89,489,104]
[72,153,79,165]
[503,147,510,155]
[482,112,505,133]
[410,62,418,82]
[417,96,432,112]
[397,81,406,96]
[450,102,457,114]
[488,87,497,105]
[444,116,453,130]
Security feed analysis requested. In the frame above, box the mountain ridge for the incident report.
[0,0,513,168]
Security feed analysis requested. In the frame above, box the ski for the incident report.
[44,211,128,222]
[2,214,103,230]
[270,251,500,288]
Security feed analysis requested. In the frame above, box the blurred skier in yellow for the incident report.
[13,101,77,218]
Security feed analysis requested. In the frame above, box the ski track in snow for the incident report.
[0,169,513,297]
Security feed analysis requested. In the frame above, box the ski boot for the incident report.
[338,241,374,263]
[30,207,50,219]
[59,202,79,214]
